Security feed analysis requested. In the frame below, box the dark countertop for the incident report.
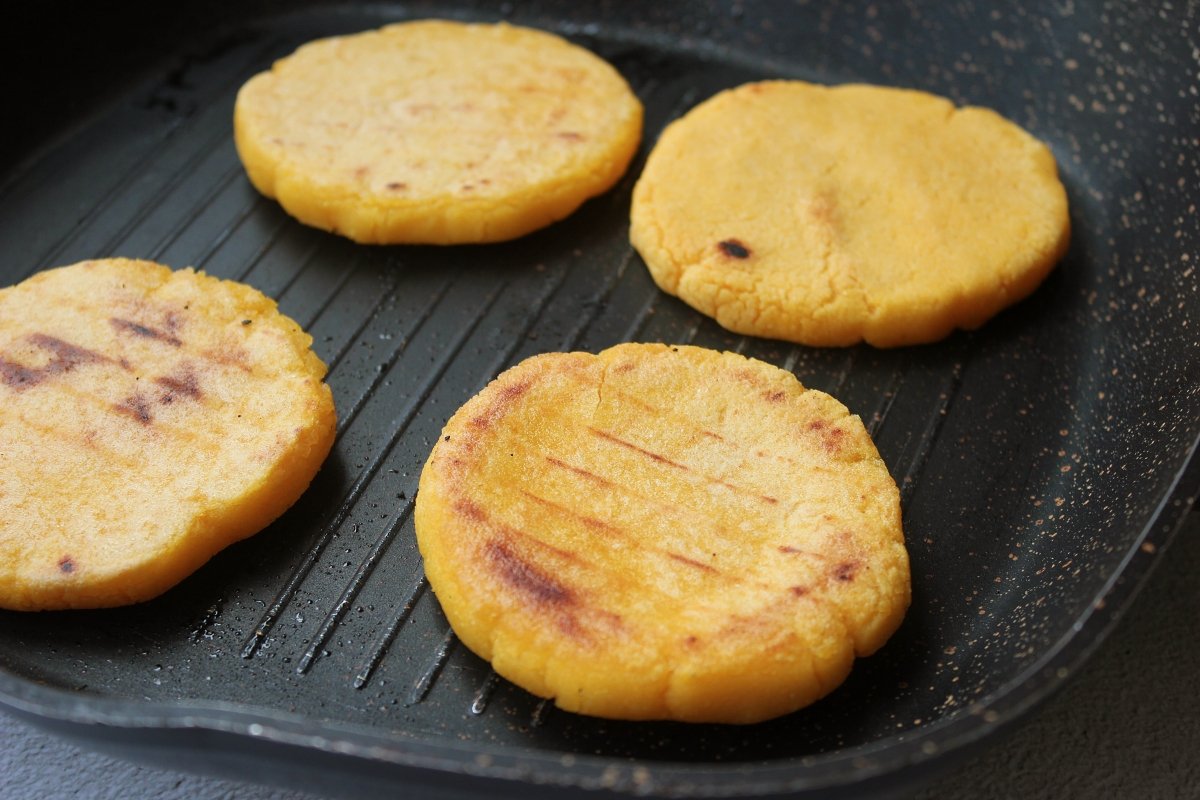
[2,512,1196,799]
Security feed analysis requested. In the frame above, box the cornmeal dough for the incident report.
[415,343,909,723]
[235,20,643,244]
[0,259,336,610]
[630,81,1070,347]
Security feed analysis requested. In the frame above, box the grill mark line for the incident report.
[586,425,778,505]
[153,369,201,401]
[667,552,720,573]
[4,411,141,468]
[540,450,719,529]
[484,538,577,605]
[50,299,284,379]
[587,426,689,470]
[1,334,111,392]
[517,489,621,533]
[31,295,332,393]
[6,372,242,457]
[559,365,822,478]
[110,317,182,346]
[544,455,616,488]
[454,498,586,566]
[516,486,749,586]
[538,446,798,589]
[563,370,726,439]
[113,393,154,424]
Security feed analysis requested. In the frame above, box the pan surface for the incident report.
[0,2,1197,798]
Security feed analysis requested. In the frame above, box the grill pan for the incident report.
[1,2,1197,798]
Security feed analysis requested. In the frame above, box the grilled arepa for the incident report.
[0,258,335,611]
[630,80,1070,347]
[234,20,643,244]
[415,343,909,723]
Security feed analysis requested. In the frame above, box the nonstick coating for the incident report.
[0,2,1197,798]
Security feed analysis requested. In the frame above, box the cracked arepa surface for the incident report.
[414,343,909,723]
[234,20,643,244]
[630,81,1070,347]
[0,259,336,610]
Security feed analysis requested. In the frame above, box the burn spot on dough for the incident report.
[164,310,184,333]
[29,334,107,366]
[0,358,42,389]
[833,561,860,582]
[763,389,787,403]
[453,498,488,523]
[789,585,810,597]
[1,335,109,390]
[556,131,585,142]
[731,366,764,387]
[154,367,202,404]
[386,181,408,191]
[114,393,154,425]
[500,381,531,402]
[468,380,532,433]
[717,239,751,259]
[808,419,847,453]
[110,318,182,347]
[201,343,253,373]
[485,540,574,607]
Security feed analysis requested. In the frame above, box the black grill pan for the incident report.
[1,2,1197,798]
